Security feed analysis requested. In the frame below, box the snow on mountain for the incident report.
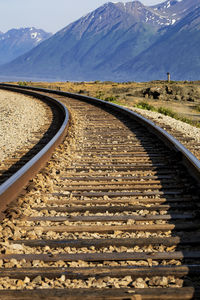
[149,0,200,25]
[0,27,52,65]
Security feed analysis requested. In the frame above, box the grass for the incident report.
[11,80,200,128]
[104,96,117,102]
[195,105,200,112]
[135,101,200,128]
[135,101,156,111]
[17,81,28,86]
[157,107,177,118]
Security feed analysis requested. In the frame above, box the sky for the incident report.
[0,0,164,34]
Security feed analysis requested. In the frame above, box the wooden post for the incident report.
[167,72,170,83]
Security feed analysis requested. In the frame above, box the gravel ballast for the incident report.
[0,90,49,163]
[0,93,198,292]
[126,106,200,160]
[128,107,200,142]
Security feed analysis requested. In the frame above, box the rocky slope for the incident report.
[150,0,200,22]
[116,6,200,81]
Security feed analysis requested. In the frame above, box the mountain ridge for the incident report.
[0,0,164,80]
[116,5,200,81]
[0,27,52,65]
[0,0,200,81]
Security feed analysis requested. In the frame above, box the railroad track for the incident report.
[0,84,200,299]
[125,108,200,161]
[0,86,69,216]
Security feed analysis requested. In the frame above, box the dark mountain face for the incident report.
[116,6,200,81]
[0,28,52,65]
[1,0,200,81]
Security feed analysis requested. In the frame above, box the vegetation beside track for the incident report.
[13,80,200,126]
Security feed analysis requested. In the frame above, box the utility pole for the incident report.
[167,72,171,83]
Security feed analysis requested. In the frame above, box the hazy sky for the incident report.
[0,0,164,34]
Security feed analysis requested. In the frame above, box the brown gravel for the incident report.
[0,97,189,291]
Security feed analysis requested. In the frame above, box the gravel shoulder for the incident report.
[126,106,200,160]
[0,90,49,163]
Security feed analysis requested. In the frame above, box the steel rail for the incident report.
[0,83,199,299]
[1,83,199,183]
[0,85,69,215]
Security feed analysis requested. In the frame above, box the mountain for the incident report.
[0,1,172,81]
[0,0,200,81]
[116,5,200,81]
[0,27,52,65]
[150,0,200,23]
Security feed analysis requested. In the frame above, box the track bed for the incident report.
[0,89,200,299]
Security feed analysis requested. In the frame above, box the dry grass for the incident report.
[12,80,200,124]
[31,81,144,103]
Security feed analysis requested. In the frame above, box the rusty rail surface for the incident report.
[0,85,69,214]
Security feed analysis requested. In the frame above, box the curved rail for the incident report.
[0,84,200,298]
[0,86,69,214]
[0,83,199,183]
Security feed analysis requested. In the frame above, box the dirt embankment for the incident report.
[140,84,200,102]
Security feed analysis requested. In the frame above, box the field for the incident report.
[17,80,200,125]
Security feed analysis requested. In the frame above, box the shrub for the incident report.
[195,105,200,112]
[135,101,156,111]
[95,91,104,100]
[18,81,28,86]
[104,96,117,102]
[157,107,177,118]
[78,89,86,94]
[134,102,200,128]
